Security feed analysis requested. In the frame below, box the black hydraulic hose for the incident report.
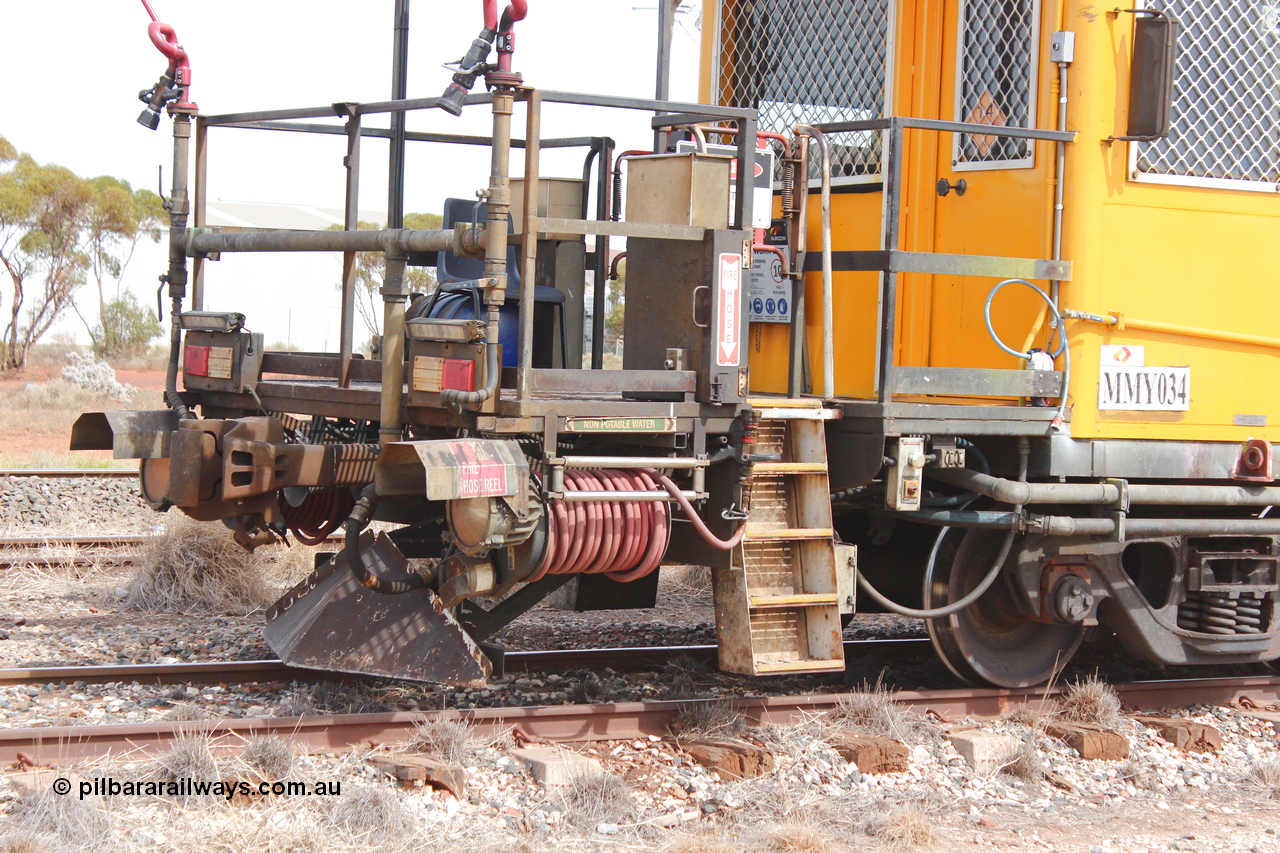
[855,438,1030,619]
[440,308,501,411]
[163,296,191,419]
[344,485,426,595]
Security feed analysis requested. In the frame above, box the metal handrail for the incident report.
[804,115,1076,404]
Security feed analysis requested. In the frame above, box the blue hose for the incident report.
[983,278,1069,430]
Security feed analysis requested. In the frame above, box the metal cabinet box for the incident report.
[625,153,731,229]
[509,177,585,241]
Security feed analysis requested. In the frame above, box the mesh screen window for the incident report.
[713,0,891,182]
[1133,0,1280,190]
[953,0,1040,169]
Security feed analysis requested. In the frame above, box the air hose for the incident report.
[344,485,426,595]
[983,278,1070,431]
[853,439,1029,619]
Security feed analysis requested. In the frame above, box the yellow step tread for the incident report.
[749,593,839,609]
[752,462,828,474]
[754,660,846,675]
[746,396,823,409]
[743,527,834,541]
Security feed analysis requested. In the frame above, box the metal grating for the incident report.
[954,0,1039,168]
[1135,0,1280,187]
[713,0,891,181]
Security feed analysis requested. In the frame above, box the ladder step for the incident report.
[746,396,823,409]
[743,527,834,542]
[749,593,838,610]
[755,659,846,675]
[752,462,828,474]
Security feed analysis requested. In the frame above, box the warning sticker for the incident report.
[448,440,510,497]
[717,253,742,366]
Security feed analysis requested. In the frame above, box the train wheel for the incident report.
[924,528,1083,688]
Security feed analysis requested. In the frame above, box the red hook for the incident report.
[139,0,195,110]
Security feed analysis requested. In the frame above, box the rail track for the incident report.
[0,534,343,572]
[0,469,137,479]
[0,639,931,688]
[5,674,1278,765]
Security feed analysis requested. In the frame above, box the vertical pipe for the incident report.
[379,252,408,445]
[787,134,810,398]
[517,91,542,400]
[734,114,756,231]
[339,109,361,388]
[388,0,410,229]
[653,0,678,151]
[591,139,613,370]
[877,121,903,403]
[1051,63,1069,310]
[793,126,831,398]
[191,117,207,311]
[163,112,193,418]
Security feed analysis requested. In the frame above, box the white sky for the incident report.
[1,1,703,348]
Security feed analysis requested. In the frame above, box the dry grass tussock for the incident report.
[561,771,635,829]
[827,680,933,742]
[1001,739,1045,781]
[1247,757,1280,796]
[763,819,849,853]
[326,785,418,844]
[124,514,310,615]
[669,699,749,739]
[242,735,297,781]
[866,805,935,851]
[404,718,474,765]
[0,787,112,853]
[1056,675,1122,728]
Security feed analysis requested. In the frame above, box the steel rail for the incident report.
[0,469,136,479]
[0,639,930,688]
[5,674,1278,765]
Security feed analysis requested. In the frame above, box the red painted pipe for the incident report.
[483,0,527,29]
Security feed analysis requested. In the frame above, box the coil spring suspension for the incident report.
[1177,592,1268,634]
[279,488,356,545]
[525,469,670,585]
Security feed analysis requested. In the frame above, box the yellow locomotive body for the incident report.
[710,0,1278,444]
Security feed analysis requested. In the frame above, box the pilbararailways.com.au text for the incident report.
[55,777,342,801]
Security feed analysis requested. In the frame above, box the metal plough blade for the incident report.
[264,531,492,686]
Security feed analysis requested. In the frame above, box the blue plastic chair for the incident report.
[430,198,568,368]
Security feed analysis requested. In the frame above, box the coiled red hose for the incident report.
[279,488,356,545]
[526,469,670,584]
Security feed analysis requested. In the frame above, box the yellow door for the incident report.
[900,0,1057,383]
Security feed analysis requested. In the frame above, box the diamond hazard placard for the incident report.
[717,253,742,366]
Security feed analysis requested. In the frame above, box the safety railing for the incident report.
[810,116,1076,405]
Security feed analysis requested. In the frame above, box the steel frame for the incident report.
[187,88,759,425]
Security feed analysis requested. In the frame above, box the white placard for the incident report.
[748,249,791,324]
[1098,366,1190,411]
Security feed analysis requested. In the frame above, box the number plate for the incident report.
[1098,366,1190,411]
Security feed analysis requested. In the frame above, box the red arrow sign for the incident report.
[717,253,741,366]
[1114,346,1132,363]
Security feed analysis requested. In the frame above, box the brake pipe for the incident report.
[344,485,426,595]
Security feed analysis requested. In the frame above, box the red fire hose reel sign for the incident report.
[716,252,742,367]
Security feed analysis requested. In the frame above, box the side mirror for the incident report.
[1116,10,1180,141]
